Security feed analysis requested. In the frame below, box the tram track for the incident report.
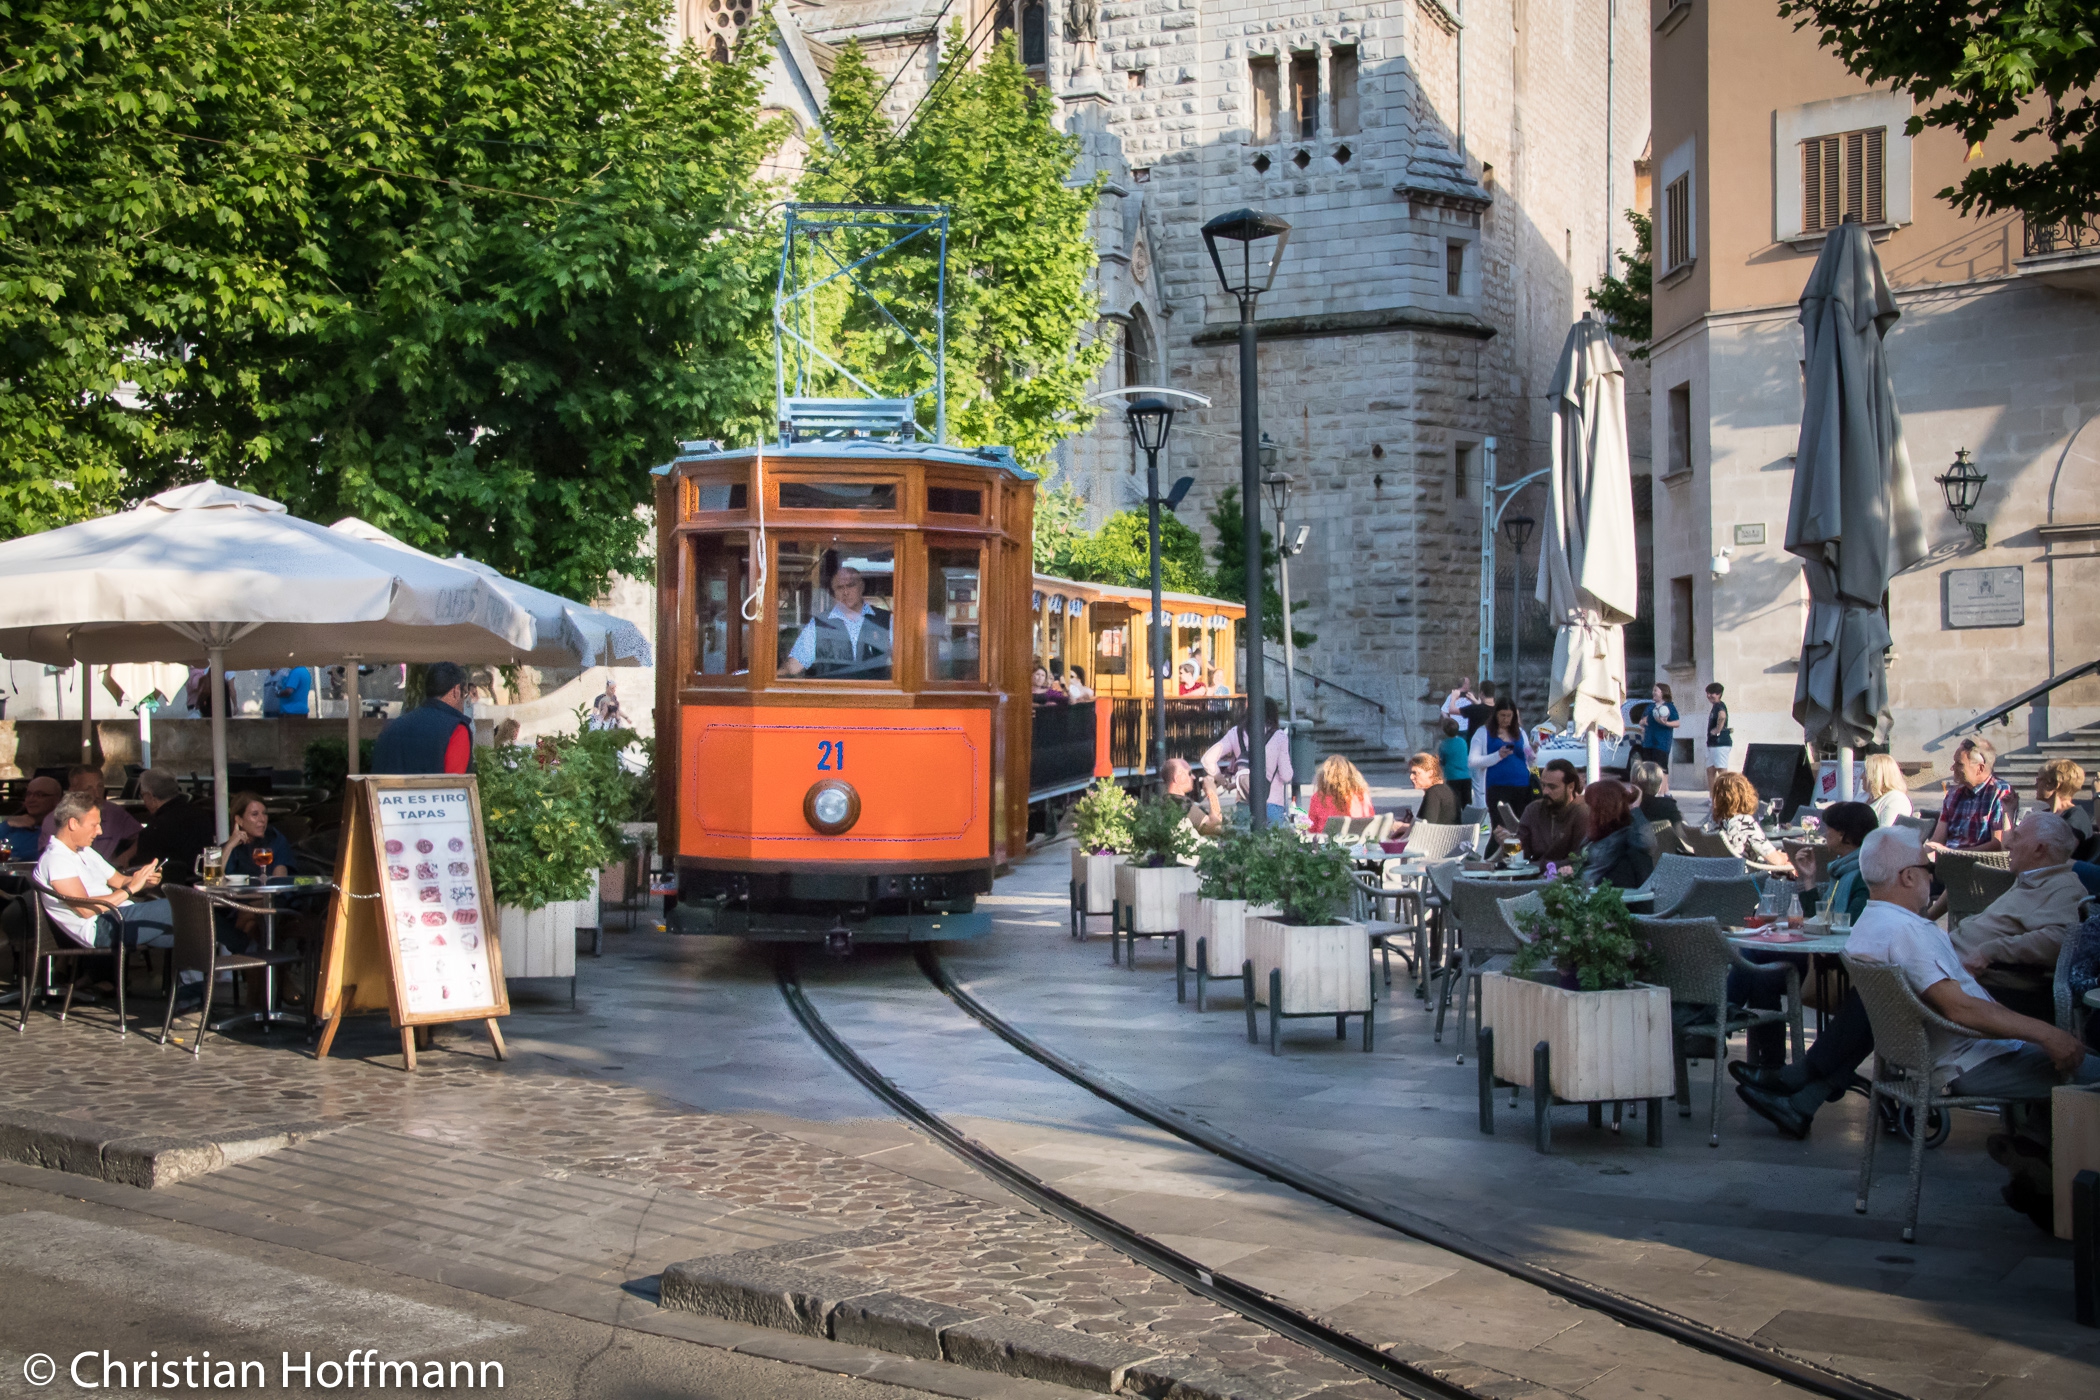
[907,946,1908,1400]
[775,947,1483,1400]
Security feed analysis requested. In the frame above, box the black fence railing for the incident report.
[2023,213,2100,258]
[1028,700,1099,795]
[1106,697,1246,772]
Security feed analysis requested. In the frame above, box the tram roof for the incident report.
[1033,573,1246,618]
[654,438,1037,480]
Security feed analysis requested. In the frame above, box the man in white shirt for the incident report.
[1846,826,2097,1229]
[38,764,142,864]
[781,566,892,680]
[34,791,171,950]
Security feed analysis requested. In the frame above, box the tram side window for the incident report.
[926,546,983,682]
[776,538,896,681]
[692,534,752,677]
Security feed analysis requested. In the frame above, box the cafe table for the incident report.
[1728,924,1850,1029]
[206,877,337,1033]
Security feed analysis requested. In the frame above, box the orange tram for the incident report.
[652,437,1252,944]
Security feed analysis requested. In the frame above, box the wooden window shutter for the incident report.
[1863,127,1885,225]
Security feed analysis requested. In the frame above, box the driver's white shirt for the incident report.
[789,604,871,667]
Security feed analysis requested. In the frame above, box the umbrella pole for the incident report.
[345,656,361,777]
[209,646,230,842]
[1586,730,1601,788]
[80,662,92,764]
[1837,744,1855,802]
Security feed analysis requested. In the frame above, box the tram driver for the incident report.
[782,562,893,680]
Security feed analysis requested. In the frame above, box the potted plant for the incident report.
[1480,875,1674,1124]
[1069,778,1133,934]
[1179,826,1280,1008]
[1243,830,1374,1052]
[1112,796,1200,966]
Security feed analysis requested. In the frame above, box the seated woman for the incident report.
[1406,751,1461,827]
[1707,771,1795,876]
[1307,756,1375,833]
[1797,800,1877,923]
[1864,752,1914,829]
[1582,781,1655,890]
[1177,661,1205,696]
[222,792,297,883]
[1062,665,1094,703]
[1030,664,1068,705]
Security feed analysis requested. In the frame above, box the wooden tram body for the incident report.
[654,439,1036,941]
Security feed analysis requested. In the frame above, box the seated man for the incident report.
[1928,734,2015,854]
[130,768,217,886]
[39,765,142,864]
[781,565,891,680]
[34,791,170,951]
[1504,759,1588,865]
[2,774,62,862]
[1953,811,2087,1022]
[1161,758,1226,839]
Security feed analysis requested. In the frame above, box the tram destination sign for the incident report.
[1943,566,2024,630]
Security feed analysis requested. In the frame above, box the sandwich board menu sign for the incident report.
[315,775,509,1070]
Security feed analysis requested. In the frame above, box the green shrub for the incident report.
[1127,796,1198,868]
[477,716,642,911]
[1261,827,1355,926]
[1510,874,1647,991]
[302,737,376,797]
[1195,826,1265,902]
[1071,778,1134,855]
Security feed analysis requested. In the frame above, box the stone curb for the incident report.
[0,1108,338,1189]
[660,1244,1172,1395]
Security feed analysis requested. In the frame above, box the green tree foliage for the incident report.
[1586,211,1652,360]
[1205,487,1313,650]
[0,0,313,538]
[800,33,1112,466]
[1044,507,1212,594]
[2,0,779,601]
[1778,1,2100,225]
[1032,480,1090,570]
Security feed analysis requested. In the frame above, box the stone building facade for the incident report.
[1648,1,2100,778]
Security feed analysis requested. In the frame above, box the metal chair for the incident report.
[1937,850,2014,925]
[1893,814,1935,836]
[1844,956,2045,1242]
[157,886,304,1055]
[1652,821,1697,858]
[1635,915,1805,1146]
[1686,827,1740,860]
[1436,877,1553,1062]
[1460,805,1488,830]
[1412,857,1464,1000]
[1633,854,1748,917]
[1664,875,1761,929]
[15,876,145,1036]
[1351,875,1417,999]
[1403,822,1474,861]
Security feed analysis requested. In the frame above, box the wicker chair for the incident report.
[1403,822,1475,861]
[1937,850,2014,925]
[15,876,162,1036]
[1686,827,1740,860]
[1414,857,1465,1000]
[1652,821,1697,858]
[157,885,305,1055]
[2054,911,2100,1035]
[1844,956,2046,1242]
[1635,915,1805,1147]
[1635,854,1748,917]
[1436,877,1554,1062]
[1663,875,1761,929]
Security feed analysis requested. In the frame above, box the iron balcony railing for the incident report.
[2022,213,2100,258]
[1106,697,1247,772]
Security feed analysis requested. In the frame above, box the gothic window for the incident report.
[1290,52,1319,139]
[1123,308,1155,389]
[1330,46,1359,136]
[685,0,752,60]
[1020,1,1047,68]
[1250,57,1279,144]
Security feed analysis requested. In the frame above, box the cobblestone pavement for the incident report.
[0,958,1371,1397]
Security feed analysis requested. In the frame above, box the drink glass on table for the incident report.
[201,846,225,884]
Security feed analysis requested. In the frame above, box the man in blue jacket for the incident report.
[371,662,475,776]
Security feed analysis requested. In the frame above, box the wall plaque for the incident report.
[1944,565,2024,629]
[1733,523,1766,546]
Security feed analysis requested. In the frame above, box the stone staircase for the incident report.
[1303,717,1410,774]
[1992,720,2100,792]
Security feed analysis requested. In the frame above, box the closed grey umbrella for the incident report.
[1784,223,1928,765]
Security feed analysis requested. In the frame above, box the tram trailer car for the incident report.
[654,440,1036,942]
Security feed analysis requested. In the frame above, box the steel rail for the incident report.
[774,949,1481,1400]
[916,948,1909,1400]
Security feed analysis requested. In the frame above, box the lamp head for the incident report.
[1260,467,1293,515]
[1257,433,1281,471]
[1935,448,1990,546]
[1126,394,1175,454]
[1502,513,1535,552]
[1201,208,1292,298]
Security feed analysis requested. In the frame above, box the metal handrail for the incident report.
[1955,657,2100,734]
[1261,650,1388,717]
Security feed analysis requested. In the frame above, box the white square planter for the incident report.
[1177,894,1280,1009]
[1070,848,1124,926]
[1114,863,1196,934]
[1245,918,1372,1013]
[499,901,578,989]
[1477,972,1674,1103]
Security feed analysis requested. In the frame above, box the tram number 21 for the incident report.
[816,739,847,771]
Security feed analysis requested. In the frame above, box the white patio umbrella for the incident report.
[1785,223,1928,798]
[326,517,652,768]
[1538,315,1639,783]
[0,482,537,838]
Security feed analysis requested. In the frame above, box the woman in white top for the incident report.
[34,791,171,949]
[1864,753,1914,828]
[1201,700,1293,821]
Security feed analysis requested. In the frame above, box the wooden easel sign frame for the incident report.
[316,775,511,1070]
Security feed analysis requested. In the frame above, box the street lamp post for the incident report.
[1202,208,1291,827]
[1261,455,1311,801]
[1127,395,1178,788]
[1476,446,1547,702]
[1502,513,1535,714]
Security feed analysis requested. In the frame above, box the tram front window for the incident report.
[776,539,895,681]
[926,545,982,682]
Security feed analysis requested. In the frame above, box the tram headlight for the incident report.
[804,779,861,835]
